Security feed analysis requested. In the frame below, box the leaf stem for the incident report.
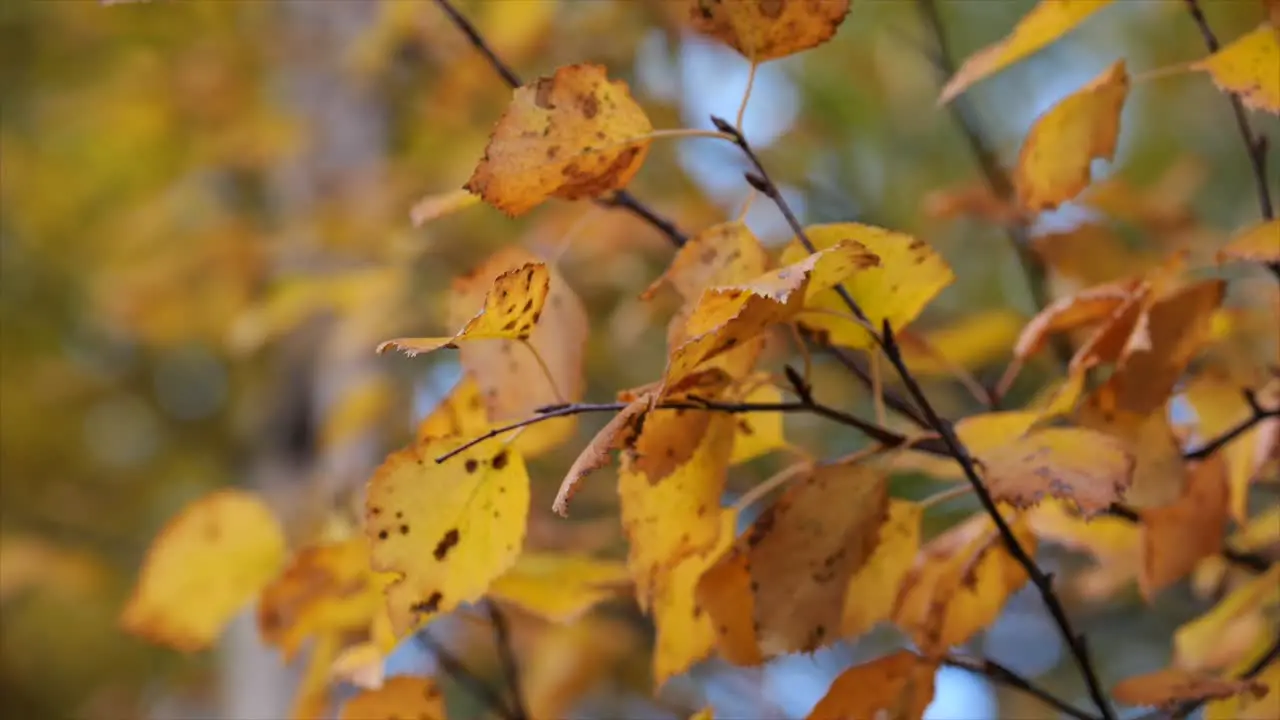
[918,483,974,510]
[736,61,759,131]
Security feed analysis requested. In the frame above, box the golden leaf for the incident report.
[977,427,1134,516]
[687,0,851,62]
[806,650,939,720]
[643,221,769,304]
[1193,23,1280,115]
[488,552,630,623]
[841,500,923,639]
[1217,219,1280,265]
[1139,454,1229,601]
[339,676,445,720]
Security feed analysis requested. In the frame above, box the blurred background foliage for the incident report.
[1,0,1277,718]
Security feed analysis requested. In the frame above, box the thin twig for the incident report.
[431,0,689,247]
[1183,389,1280,461]
[486,602,528,720]
[915,0,1073,368]
[943,655,1097,720]
[415,628,515,720]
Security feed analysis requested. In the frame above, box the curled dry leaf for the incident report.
[893,511,1035,655]
[465,63,653,216]
[365,438,530,635]
[1217,218,1280,265]
[120,489,285,652]
[552,393,650,517]
[1139,454,1229,601]
[976,427,1135,516]
[806,650,939,720]
[1193,23,1280,115]
[487,552,631,624]
[687,0,851,63]
[1016,60,1129,212]
[780,223,954,350]
[339,675,445,720]
[939,0,1116,104]
[377,262,549,356]
[653,510,737,688]
[1112,667,1268,710]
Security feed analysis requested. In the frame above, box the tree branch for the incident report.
[486,602,528,720]
[431,0,688,247]
[414,627,515,720]
[943,655,1097,720]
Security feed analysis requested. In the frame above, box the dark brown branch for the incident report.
[914,0,1072,369]
[944,655,1096,720]
[486,602,528,720]
[879,322,1118,720]
[814,339,931,430]
[1183,389,1280,461]
[431,0,688,247]
[415,628,516,720]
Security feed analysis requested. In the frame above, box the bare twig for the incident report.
[914,0,1072,368]
[486,602,528,720]
[944,655,1097,720]
[431,0,688,247]
[415,628,515,720]
[1184,389,1280,461]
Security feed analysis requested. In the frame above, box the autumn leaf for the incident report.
[1186,373,1280,522]
[686,0,851,63]
[292,631,341,719]
[976,427,1134,516]
[643,220,769,304]
[1193,22,1280,115]
[893,511,1035,655]
[729,382,786,464]
[841,500,923,639]
[1218,218,1280,265]
[807,650,939,720]
[1016,60,1129,211]
[781,223,954,349]
[121,489,285,652]
[258,536,393,659]
[897,309,1025,377]
[1012,280,1142,361]
[1113,668,1268,711]
[465,64,652,215]
[891,411,1040,481]
[939,0,1117,104]
[377,262,549,356]
[340,676,445,720]
[415,374,492,444]
[552,393,650,517]
[365,438,530,634]
[1204,662,1280,720]
[487,552,631,623]
[1177,568,1280,673]
[1139,454,1229,601]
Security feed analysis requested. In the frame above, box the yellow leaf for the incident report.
[488,552,630,623]
[340,676,445,720]
[743,462,889,656]
[1028,498,1139,561]
[1205,662,1280,719]
[121,489,285,652]
[320,375,394,451]
[806,650,939,720]
[939,0,1116,104]
[686,0,851,62]
[688,708,715,720]
[729,383,786,465]
[620,412,735,606]
[665,239,879,386]
[1078,402,1187,508]
[841,500,923,639]
[415,374,492,444]
[409,187,481,227]
[1113,668,1268,711]
[893,511,1035,654]
[890,411,1040,481]
[1218,219,1280,265]
[465,64,652,216]
[977,427,1134,516]
[257,537,393,660]
[1016,60,1129,211]
[653,510,738,688]
[1186,373,1280,523]
[377,262,549,356]
[365,439,530,635]
[1194,23,1280,115]
[781,224,954,349]
[1176,566,1280,672]
[521,615,641,720]
[1139,454,1229,601]
[898,309,1025,376]
[292,632,341,719]
[643,221,769,304]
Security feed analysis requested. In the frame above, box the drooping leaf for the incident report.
[487,552,631,623]
[415,374,493,444]
[365,438,530,634]
[1217,219,1280,265]
[339,676,445,720]
[939,0,1117,104]
[780,223,954,349]
[1113,668,1268,711]
[1016,60,1129,211]
[1193,23,1280,115]
[686,0,851,62]
[377,262,550,356]
[465,64,653,215]
[841,500,923,639]
[552,393,650,517]
[121,489,286,652]
[806,650,939,720]
[653,510,737,688]
[976,427,1134,516]
[893,511,1035,654]
[1139,454,1229,601]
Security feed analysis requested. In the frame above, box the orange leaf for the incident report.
[643,220,769,304]
[466,64,652,215]
[695,543,763,665]
[939,0,1116,104]
[1218,219,1280,265]
[1013,280,1139,360]
[1113,668,1268,710]
[339,676,445,720]
[1016,60,1129,211]
[1193,23,1280,115]
[806,650,939,720]
[977,427,1134,515]
[1139,454,1229,601]
[687,0,851,63]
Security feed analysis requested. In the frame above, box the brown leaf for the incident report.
[806,650,939,720]
[977,427,1134,516]
[1113,668,1268,710]
[1139,454,1229,600]
[687,0,851,63]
